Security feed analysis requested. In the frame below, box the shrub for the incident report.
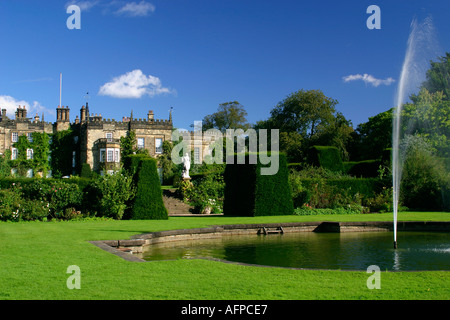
[294,206,364,216]
[223,152,294,216]
[0,188,23,221]
[88,171,136,220]
[400,135,449,211]
[80,163,93,178]
[131,158,168,220]
[19,179,83,219]
[364,186,393,212]
[181,171,225,213]
[0,187,50,221]
[123,154,152,177]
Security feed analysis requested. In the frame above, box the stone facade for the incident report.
[0,104,173,174]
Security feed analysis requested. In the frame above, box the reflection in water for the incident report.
[393,249,401,271]
[138,231,450,271]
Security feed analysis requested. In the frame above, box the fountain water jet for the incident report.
[392,16,440,249]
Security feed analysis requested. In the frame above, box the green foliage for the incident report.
[353,108,393,161]
[120,130,137,162]
[0,153,11,178]
[307,146,344,172]
[123,154,152,177]
[80,163,93,178]
[158,140,178,185]
[201,101,250,132]
[30,132,51,175]
[180,171,225,214]
[0,187,50,222]
[400,135,449,211]
[279,131,304,163]
[420,52,450,100]
[19,179,83,219]
[223,152,294,216]
[87,171,135,219]
[344,160,382,178]
[403,88,450,157]
[288,167,384,213]
[131,158,168,220]
[364,186,395,213]
[50,129,74,177]
[294,206,364,216]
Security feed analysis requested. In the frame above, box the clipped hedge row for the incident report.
[299,177,384,199]
[343,160,382,178]
[0,177,92,192]
[223,152,294,216]
[307,146,344,172]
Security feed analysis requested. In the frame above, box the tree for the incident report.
[120,130,137,161]
[158,140,178,185]
[201,101,250,132]
[264,89,337,137]
[354,108,393,161]
[420,52,450,100]
[403,88,450,157]
[255,89,352,161]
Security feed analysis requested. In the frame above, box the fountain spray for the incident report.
[392,16,439,249]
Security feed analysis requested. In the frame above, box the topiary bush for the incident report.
[223,152,294,216]
[131,158,168,220]
[80,163,93,179]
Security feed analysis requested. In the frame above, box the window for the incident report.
[107,149,114,162]
[155,138,163,154]
[100,149,106,163]
[26,149,34,160]
[72,151,76,168]
[137,137,145,149]
[26,169,33,178]
[27,133,33,142]
[106,132,113,142]
[194,147,200,164]
[11,148,18,160]
[115,149,120,163]
[11,132,18,143]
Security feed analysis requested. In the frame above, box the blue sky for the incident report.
[1,0,449,130]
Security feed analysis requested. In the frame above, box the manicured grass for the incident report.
[0,212,449,300]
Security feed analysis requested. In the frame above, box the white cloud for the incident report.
[98,69,173,99]
[115,1,155,17]
[0,95,54,118]
[342,73,395,87]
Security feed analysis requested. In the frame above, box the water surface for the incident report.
[138,231,450,271]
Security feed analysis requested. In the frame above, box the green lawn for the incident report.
[0,212,449,300]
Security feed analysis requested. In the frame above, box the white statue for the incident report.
[181,153,190,179]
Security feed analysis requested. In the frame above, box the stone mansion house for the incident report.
[0,104,173,175]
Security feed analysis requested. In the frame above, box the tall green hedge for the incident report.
[131,158,168,220]
[343,160,382,178]
[299,177,383,199]
[223,152,294,216]
[307,146,344,172]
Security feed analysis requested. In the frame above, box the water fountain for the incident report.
[392,16,440,249]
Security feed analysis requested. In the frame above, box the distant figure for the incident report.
[182,153,190,179]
